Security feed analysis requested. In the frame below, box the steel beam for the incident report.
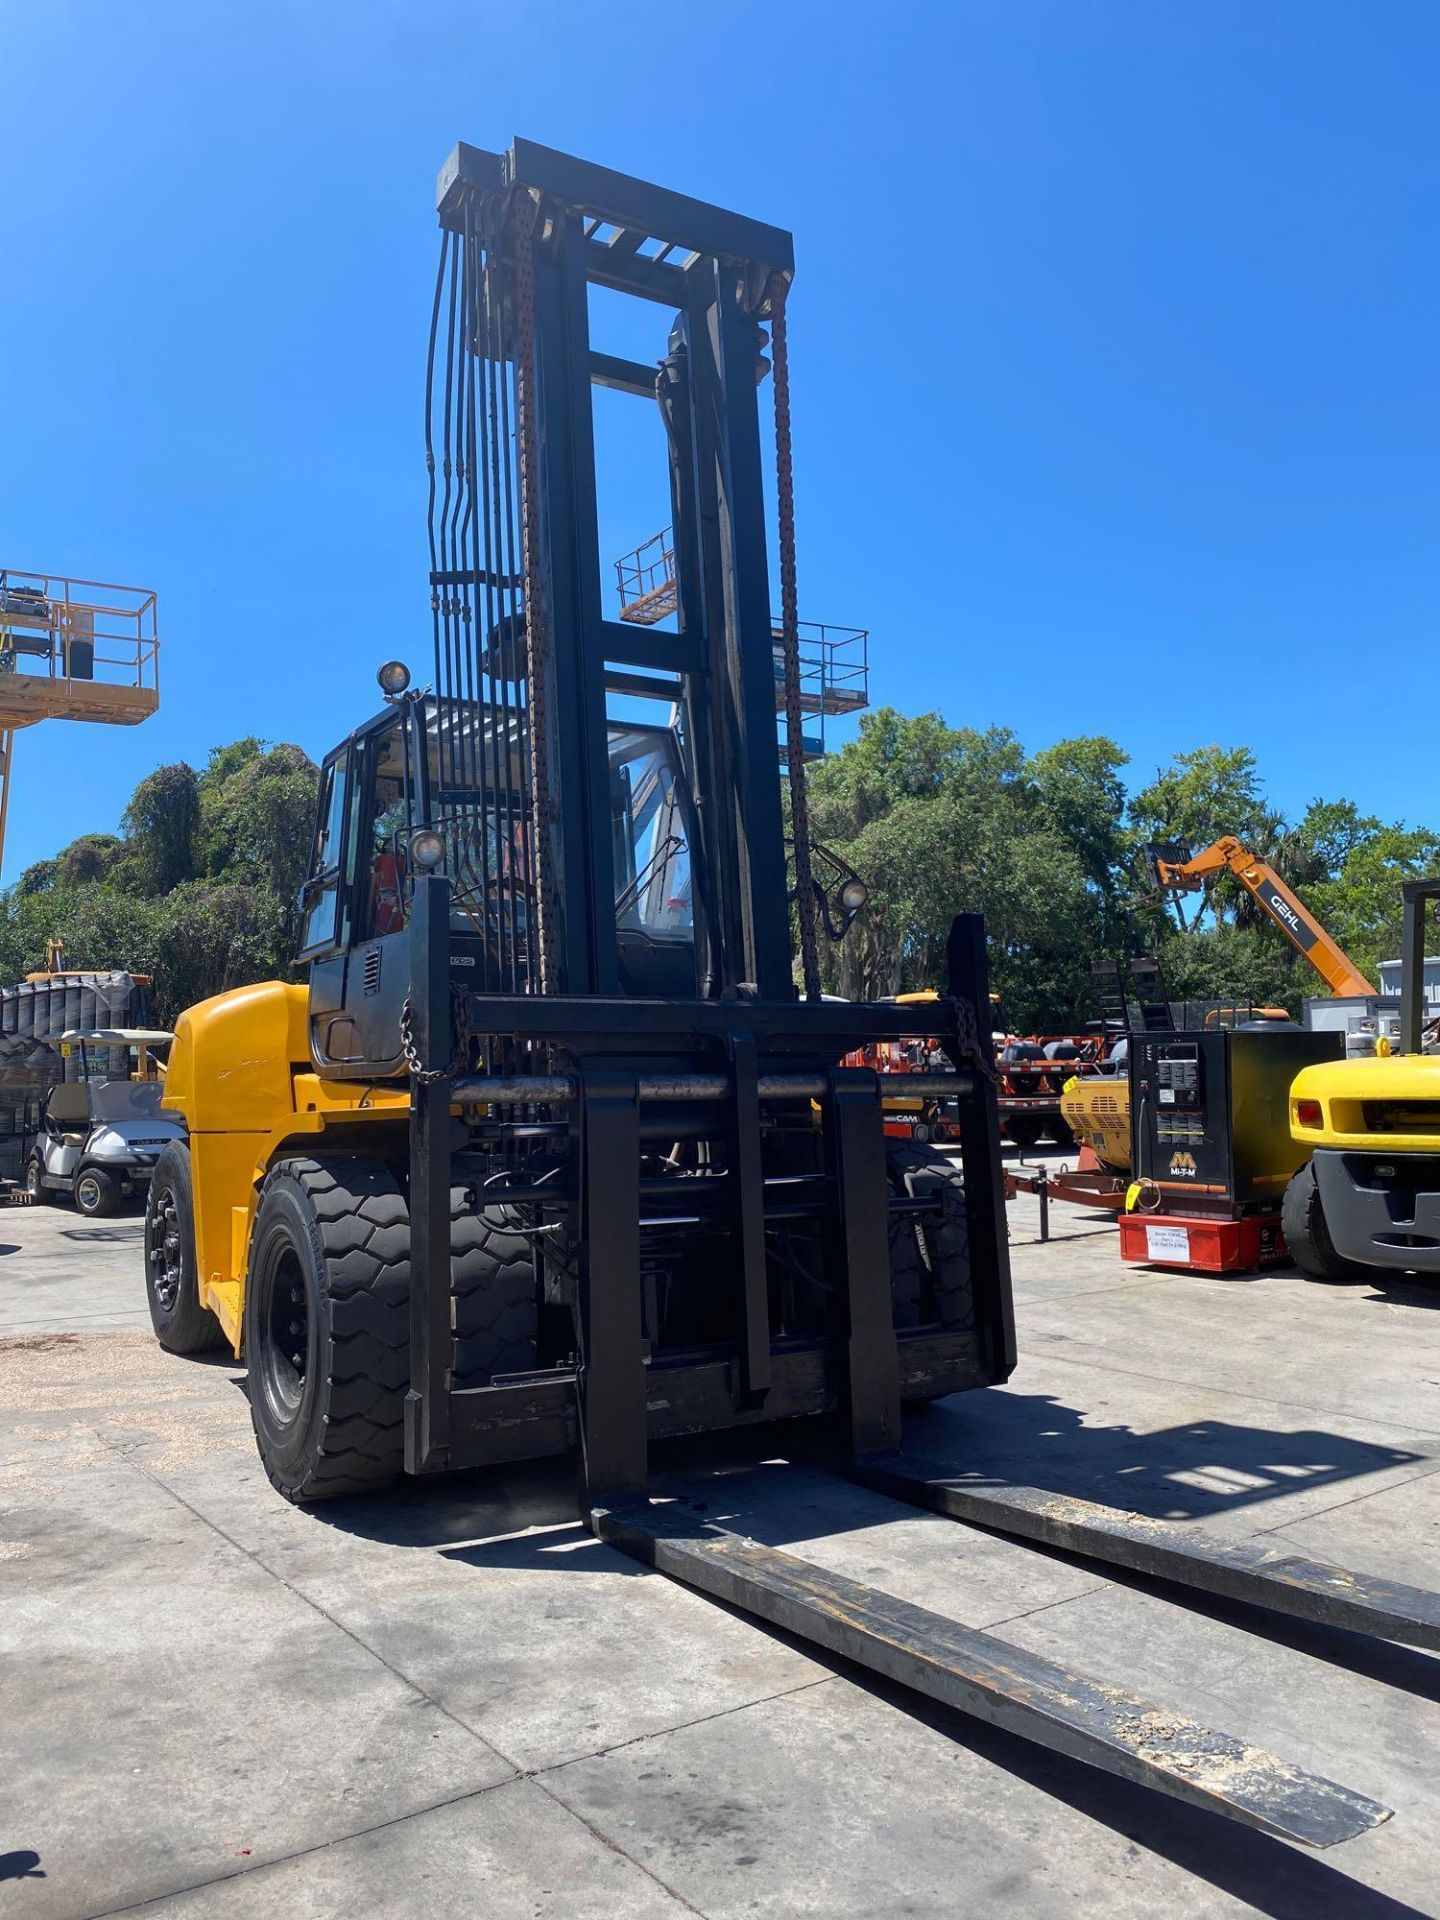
[575,1068,647,1510]
[590,350,660,399]
[945,914,1018,1377]
[1399,881,1436,1057]
[599,619,703,673]
[508,136,795,274]
[855,1460,1440,1651]
[450,1069,976,1107]
[405,874,454,1474]
[592,1502,1391,1847]
[825,1068,902,1455]
[729,1034,771,1406]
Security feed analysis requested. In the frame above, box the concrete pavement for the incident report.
[3,1170,1439,1918]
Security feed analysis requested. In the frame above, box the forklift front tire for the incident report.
[886,1142,973,1335]
[74,1166,120,1218]
[1281,1161,1375,1284]
[145,1142,227,1354]
[245,1156,410,1503]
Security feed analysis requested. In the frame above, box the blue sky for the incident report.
[3,1,1436,883]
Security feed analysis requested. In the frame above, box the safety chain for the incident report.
[767,271,822,1004]
[399,988,476,1085]
[508,187,559,994]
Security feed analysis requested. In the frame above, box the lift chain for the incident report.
[767,271,822,1004]
[509,186,559,994]
[953,993,999,1082]
[400,987,477,1085]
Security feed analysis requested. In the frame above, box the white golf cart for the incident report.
[24,1029,184,1217]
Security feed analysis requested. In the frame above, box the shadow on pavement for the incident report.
[901,1390,1426,1523]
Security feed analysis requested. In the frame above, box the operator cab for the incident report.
[299,683,701,1072]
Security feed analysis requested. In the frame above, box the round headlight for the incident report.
[839,877,868,915]
[377,659,411,697]
[410,829,446,871]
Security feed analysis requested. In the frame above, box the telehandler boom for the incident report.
[143,139,1440,1845]
[1150,836,1377,997]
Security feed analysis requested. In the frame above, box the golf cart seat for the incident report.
[46,1082,92,1142]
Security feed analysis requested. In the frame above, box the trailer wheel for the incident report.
[144,1142,227,1355]
[1006,1118,1044,1156]
[451,1198,538,1387]
[245,1156,410,1503]
[1281,1162,1375,1284]
[886,1142,973,1332]
[1048,1117,1075,1148]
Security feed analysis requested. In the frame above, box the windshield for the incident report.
[88,1081,169,1123]
[609,727,693,940]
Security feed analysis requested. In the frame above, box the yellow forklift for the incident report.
[141,138,1440,1845]
[1286,879,1440,1278]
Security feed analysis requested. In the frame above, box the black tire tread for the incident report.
[885,1142,973,1332]
[1281,1160,1375,1284]
[144,1141,227,1355]
[452,1197,538,1387]
[75,1166,121,1218]
[251,1156,410,1503]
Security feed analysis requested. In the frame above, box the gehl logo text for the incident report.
[1265,891,1304,935]
[1168,1151,1198,1177]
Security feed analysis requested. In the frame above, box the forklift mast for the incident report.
[427,139,796,1006]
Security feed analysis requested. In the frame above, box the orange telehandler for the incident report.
[1148,836,1377,997]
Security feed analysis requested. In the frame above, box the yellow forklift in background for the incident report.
[1285,879,1440,1279]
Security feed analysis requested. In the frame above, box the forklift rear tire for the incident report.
[886,1142,972,1333]
[1281,1161,1375,1284]
[145,1142,227,1354]
[451,1199,538,1387]
[245,1156,410,1503]
[73,1167,120,1218]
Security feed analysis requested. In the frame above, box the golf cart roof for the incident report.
[60,1028,174,1047]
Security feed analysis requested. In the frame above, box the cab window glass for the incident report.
[610,730,693,940]
[363,725,412,939]
[300,759,347,953]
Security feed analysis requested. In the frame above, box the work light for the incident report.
[410,829,445,870]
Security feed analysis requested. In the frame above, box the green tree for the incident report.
[804,710,1132,1028]
[198,738,318,900]
[121,762,200,893]
[0,738,319,1023]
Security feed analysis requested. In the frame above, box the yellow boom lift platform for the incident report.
[0,570,159,877]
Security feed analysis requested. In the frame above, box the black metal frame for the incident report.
[362,140,1018,1501]
[1399,879,1440,1057]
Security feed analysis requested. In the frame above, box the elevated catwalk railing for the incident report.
[613,527,868,759]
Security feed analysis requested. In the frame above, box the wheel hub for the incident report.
[147,1190,183,1310]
